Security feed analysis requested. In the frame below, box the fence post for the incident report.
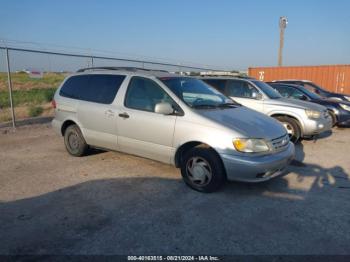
[91,56,94,67]
[5,48,16,129]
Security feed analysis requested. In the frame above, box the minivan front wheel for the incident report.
[64,124,88,157]
[181,147,226,193]
[275,116,301,143]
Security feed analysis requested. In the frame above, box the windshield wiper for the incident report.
[192,103,241,109]
[192,104,218,109]
[217,102,241,108]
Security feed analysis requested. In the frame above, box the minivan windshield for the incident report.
[160,77,239,108]
[253,81,282,99]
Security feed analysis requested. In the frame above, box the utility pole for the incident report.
[278,16,288,66]
[5,48,16,129]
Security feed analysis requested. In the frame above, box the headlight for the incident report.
[305,109,321,119]
[339,103,350,111]
[344,96,350,102]
[233,138,270,153]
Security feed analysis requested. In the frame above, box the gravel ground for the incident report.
[0,124,349,255]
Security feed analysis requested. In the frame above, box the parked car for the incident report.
[272,80,350,102]
[201,77,333,143]
[52,67,294,193]
[268,82,350,127]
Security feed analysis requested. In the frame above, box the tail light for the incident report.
[51,99,57,109]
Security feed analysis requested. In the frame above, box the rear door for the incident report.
[225,80,264,112]
[116,76,177,163]
[77,74,126,150]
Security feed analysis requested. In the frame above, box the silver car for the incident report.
[52,67,294,192]
[202,77,333,142]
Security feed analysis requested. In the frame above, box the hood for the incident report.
[310,98,339,110]
[326,91,350,98]
[196,106,286,140]
[265,97,327,111]
[324,98,350,106]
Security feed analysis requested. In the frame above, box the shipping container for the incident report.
[248,65,350,94]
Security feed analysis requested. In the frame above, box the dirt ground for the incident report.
[0,103,54,122]
[0,124,349,255]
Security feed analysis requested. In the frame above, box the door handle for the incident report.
[118,112,129,119]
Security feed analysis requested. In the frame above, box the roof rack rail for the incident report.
[236,75,256,80]
[199,74,255,80]
[76,66,169,73]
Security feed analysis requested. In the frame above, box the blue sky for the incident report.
[0,0,349,70]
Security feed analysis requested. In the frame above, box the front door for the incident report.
[225,80,264,112]
[116,76,177,163]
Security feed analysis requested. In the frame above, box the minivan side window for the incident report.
[82,75,125,104]
[59,74,125,104]
[226,80,259,98]
[125,77,175,112]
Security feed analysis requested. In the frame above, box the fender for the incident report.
[267,109,305,134]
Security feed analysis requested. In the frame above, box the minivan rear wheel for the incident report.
[64,124,88,157]
[275,116,301,143]
[181,146,226,193]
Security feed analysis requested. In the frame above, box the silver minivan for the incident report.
[52,67,294,192]
[202,77,333,142]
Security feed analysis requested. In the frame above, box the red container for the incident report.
[248,65,350,94]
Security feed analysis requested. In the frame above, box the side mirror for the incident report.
[154,102,174,115]
[252,92,263,100]
[300,95,308,100]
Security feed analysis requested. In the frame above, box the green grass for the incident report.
[0,88,57,108]
[28,106,44,117]
[0,72,65,87]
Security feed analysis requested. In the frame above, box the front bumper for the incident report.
[220,142,295,182]
[303,116,332,136]
[337,110,350,126]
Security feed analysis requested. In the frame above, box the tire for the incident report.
[328,110,337,127]
[180,146,226,193]
[64,124,88,157]
[275,116,301,143]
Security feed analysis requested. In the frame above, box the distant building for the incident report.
[15,69,43,78]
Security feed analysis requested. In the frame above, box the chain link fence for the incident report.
[0,46,218,127]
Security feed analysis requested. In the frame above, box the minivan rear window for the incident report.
[59,75,88,100]
[59,74,125,104]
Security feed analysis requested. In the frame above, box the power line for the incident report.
[0,45,218,71]
[0,38,227,71]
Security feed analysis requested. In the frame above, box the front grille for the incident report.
[270,134,289,151]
